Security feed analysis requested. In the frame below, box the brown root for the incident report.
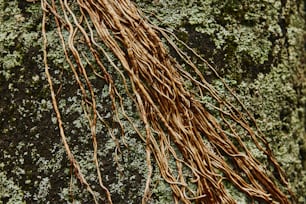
[42,0,294,203]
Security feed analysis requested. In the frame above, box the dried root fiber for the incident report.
[41,0,295,203]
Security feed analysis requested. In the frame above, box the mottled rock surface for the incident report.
[0,0,305,203]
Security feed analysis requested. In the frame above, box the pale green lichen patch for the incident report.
[0,0,305,203]
[0,171,25,204]
[136,0,299,81]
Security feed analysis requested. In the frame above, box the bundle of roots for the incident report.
[41,0,294,203]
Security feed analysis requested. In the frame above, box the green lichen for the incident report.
[0,0,305,203]
[0,171,25,204]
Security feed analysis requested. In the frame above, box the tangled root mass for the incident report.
[42,0,294,203]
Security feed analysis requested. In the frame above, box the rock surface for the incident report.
[0,0,305,203]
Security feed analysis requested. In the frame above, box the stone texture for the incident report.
[0,0,305,203]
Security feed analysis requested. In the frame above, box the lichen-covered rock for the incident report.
[0,0,305,203]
